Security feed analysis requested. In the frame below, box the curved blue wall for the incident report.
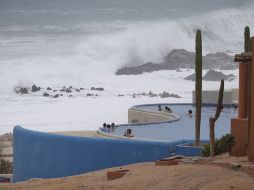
[13,126,188,182]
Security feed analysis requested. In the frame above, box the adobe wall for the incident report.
[230,118,248,156]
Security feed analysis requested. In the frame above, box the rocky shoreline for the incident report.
[14,85,104,98]
[14,84,182,99]
[116,49,237,75]
[131,91,181,98]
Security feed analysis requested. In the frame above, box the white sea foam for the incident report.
[0,7,252,96]
[1,1,247,133]
[0,69,239,134]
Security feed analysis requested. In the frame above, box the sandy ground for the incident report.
[1,155,254,190]
[1,132,254,190]
[0,134,13,162]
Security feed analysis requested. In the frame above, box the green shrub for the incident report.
[0,159,13,174]
[201,134,235,157]
[217,134,235,153]
[201,144,210,157]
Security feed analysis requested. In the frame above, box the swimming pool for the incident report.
[97,104,237,142]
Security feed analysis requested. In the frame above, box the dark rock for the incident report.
[43,92,49,97]
[47,87,52,90]
[115,49,236,75]
[204,52,235,70]
[160,91,181,98]
[69,86,73,89]
[116,62,162,75]
[184,69,236,81]
[66,88,72,93]
[14,87,28,94]
[53,90,57,92]
[60,89,65,92]
[91,87,104,91]
[163,49,195,70]
[148,91,157,97]
[69,95,73,97]
[75,89,80,92]
[31,84,41,92]
[136,91,181,98]
[172,94,181,98]
[160,91,170,98]
[20,88,28,94]
[203,69,236,81]
[80,88,85,90]
[53,94,60,98]
[87,93,93,96]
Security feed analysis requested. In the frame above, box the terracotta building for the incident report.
[231,37,254,161]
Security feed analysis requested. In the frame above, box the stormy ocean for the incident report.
[0,0,253,133]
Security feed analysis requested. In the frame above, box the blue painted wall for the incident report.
[176,143,203,157]
[13,126,188,182]
[175,141,209,157]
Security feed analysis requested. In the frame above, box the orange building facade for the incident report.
[231,37,254,161]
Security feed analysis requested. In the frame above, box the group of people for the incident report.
[158,105,173,113]
[102,122,116,132]
[159,104,193,117]
[102,123,134,138]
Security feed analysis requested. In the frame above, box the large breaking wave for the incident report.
[0,6,253,94]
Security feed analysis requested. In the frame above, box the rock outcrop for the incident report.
[31,84,41,92]
[184,69,236,81]
[14,84,105,98]
[116,49,236,75]
[15,87,28,94]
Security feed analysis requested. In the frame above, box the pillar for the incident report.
[238,62,248,118]
[248,37,254,161]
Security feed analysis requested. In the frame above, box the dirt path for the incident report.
[2,158,254,190]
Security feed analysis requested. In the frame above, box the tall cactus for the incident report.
[245,26,250,52]
[245,26,251,118]
[195,29,202,146]
[209,79,224,157]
